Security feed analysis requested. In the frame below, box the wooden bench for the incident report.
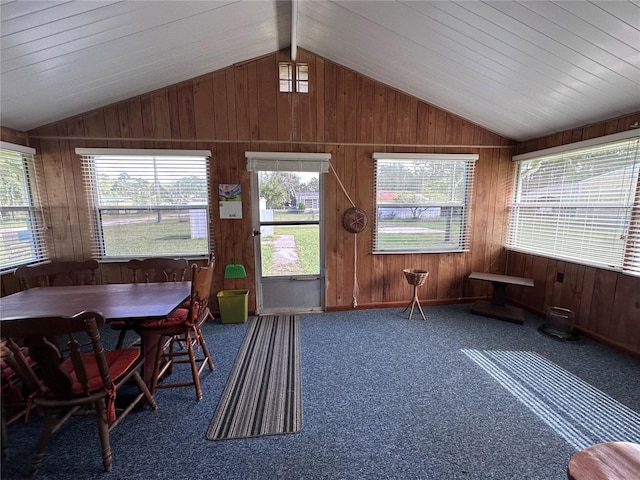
[567,442,640,480]
[468,272,534,324]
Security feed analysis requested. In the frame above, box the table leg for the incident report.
[139,333,160,388]
[490,282,507,306]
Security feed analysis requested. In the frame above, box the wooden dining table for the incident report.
[0,282,192,386]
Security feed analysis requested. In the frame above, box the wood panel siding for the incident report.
[508,112,640,358]
[3,50,637,359]
[1,50,514,312]
[1,126,29,146]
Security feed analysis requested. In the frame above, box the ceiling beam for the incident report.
[291,0,298,61]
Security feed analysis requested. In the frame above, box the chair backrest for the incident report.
[2,311,112,399]
[127,258,188,283]
[188,258,215,325]
[14,260,99,290]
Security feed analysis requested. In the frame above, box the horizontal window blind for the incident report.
[373,153,477,253]
[78,149,211,259]
[245,152,331,173]
[0,143,48,272]
[508,136,640,276]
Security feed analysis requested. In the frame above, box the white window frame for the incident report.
[279,62,293,93]
[508,130,640,276]
[373,153,478,254]
[278,62,309,93]
[78,148,212,261]
[295,63,309,93]
[0,142,48,273]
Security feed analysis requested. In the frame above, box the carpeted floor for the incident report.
[2,304,639,479]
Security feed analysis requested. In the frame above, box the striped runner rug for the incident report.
[207,314,302,440]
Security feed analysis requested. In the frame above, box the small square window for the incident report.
[296,64,309,93]
[279,63,293,92]
[278,62,309,93]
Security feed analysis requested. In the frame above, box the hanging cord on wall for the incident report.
[329,162,360,308]
[352,234,359,308]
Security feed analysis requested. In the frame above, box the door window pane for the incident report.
[258,171,320,277]
[260,224,319,276]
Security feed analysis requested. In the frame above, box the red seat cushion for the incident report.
[136,302,199,330]
[136,307,189,329]
[60,349,140,394]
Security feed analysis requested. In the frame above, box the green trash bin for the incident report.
[217,289,249,324]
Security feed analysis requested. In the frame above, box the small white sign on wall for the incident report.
[219,184,242,219]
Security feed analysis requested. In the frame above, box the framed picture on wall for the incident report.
[219,184,242,219]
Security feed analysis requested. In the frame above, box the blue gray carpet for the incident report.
[462,349,640,450]
[2,304,639,479]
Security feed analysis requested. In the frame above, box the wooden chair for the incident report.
[134,259,215,400]
[111,258,189,349]
[1,310,157,476]
[1,340,38,461]
[127,257,189,284]
[1,340,38,414]
[14,260,99,290]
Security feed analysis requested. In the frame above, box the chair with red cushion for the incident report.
[1,340,36,424]
[135,258,215,400]
[2,310,157,476]
[1,340,38,461]
[111,257,189,349]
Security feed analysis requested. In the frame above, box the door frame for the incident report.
[250,170,326,315]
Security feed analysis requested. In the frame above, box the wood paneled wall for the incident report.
[1,126,29,146]
[3,49,637,359]
[508,112,640,358]
[1,49,515,310]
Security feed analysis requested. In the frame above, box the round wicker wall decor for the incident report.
[342,207,368,233]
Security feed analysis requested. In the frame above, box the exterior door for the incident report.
[252,170,325,314]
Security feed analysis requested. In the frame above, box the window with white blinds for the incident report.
[245,151,331,172]
[508,133,640,276]
[78,148,211,260]
[0,142,48,272]
[373,153,478,253]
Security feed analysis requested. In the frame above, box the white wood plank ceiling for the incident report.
[1,0,639,141]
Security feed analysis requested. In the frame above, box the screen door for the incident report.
[252,170,325,314]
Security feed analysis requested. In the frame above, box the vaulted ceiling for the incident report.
[1,1,639,141]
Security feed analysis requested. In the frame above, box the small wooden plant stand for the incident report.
[402,269,429,320]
